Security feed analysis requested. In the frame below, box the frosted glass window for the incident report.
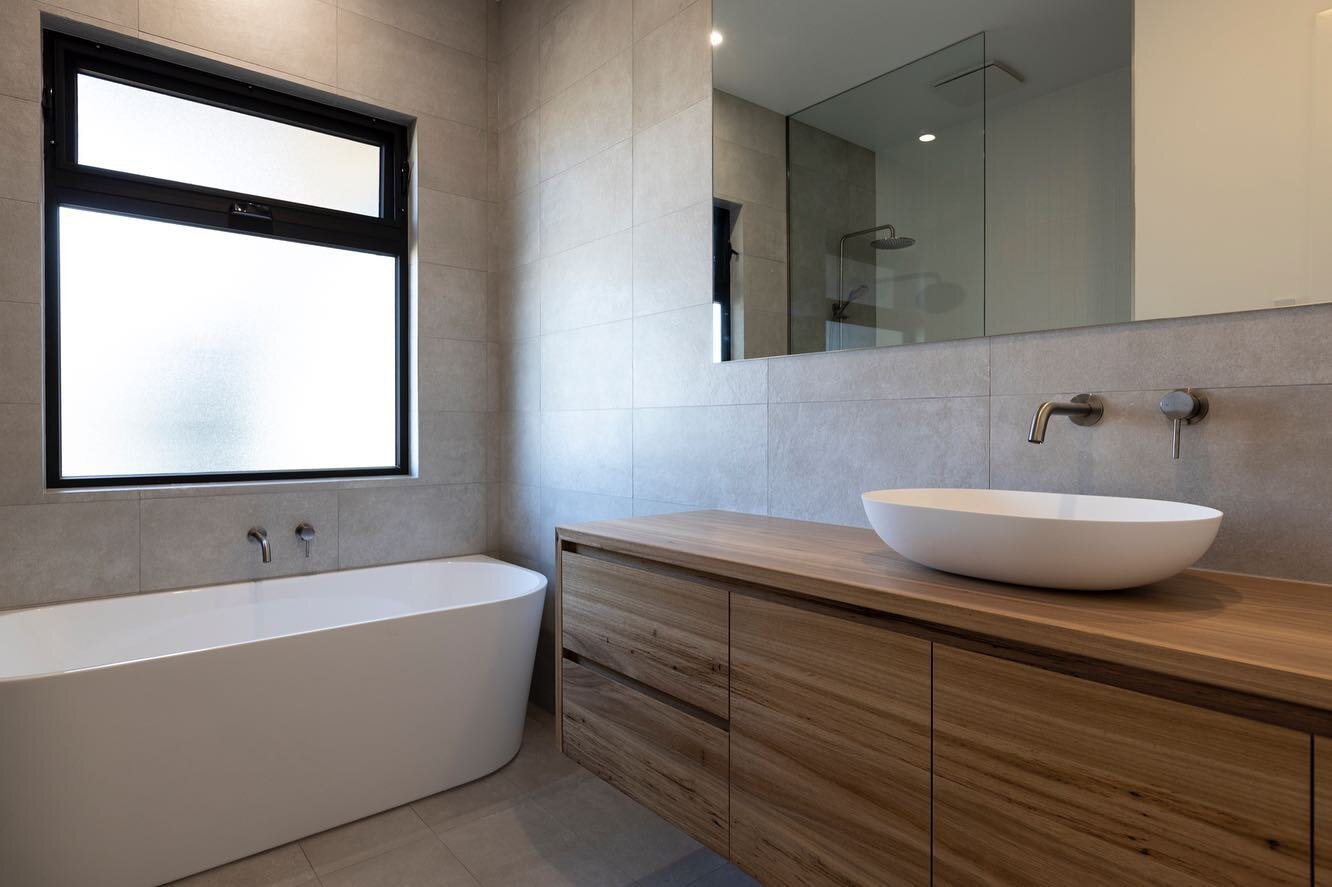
[56,207,399,479]
[76,74,383,216]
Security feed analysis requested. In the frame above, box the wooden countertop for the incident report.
[557,510,1332,717]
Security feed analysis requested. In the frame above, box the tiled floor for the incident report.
[170,707,758,887]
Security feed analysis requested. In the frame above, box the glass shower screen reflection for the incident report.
[786,34,986,353]
[56,207,399,479]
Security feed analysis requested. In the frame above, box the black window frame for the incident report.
[42,31,412,488]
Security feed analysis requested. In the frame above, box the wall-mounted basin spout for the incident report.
[247,527,271,564]
[1028,394,1104,443]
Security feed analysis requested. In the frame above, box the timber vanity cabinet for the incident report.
[554,511,1332,887]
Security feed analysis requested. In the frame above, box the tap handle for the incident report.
[1159,389,1208,459]
[295,522,316,558]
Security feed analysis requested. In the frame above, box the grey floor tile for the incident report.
[628,847,729,886]
[413,769,523,833]
[438,796,621,886]
[300,806,433,875]
[318,836,479,887]
[496,709,585,794]
[680,864,761,887]
[167,842,316,887]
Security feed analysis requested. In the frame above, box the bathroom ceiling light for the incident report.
[918,132,936,143]
[710,30,724,46]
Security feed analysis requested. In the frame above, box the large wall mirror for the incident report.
[711,0,1332,360]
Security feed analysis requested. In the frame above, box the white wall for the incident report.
[1135,0,1332,318]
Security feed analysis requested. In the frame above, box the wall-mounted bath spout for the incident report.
[1028,394,1104,443]
[247,527,271,564]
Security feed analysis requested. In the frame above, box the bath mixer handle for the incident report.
[295,522,316,558]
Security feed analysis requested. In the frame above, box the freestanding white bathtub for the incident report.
[0,555,545,887]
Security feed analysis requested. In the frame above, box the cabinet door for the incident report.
[933,646,1310,886]
[730,594,931,886]
[1319,736,1330,886]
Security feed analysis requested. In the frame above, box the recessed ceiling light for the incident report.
[918,132,936,143]
[710,30,724,47]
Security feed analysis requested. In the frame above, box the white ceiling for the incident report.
[712,0,1132,120]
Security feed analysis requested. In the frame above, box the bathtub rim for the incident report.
[0,554,547,685]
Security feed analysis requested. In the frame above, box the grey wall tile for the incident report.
[541,409,632,497]
[712,136,784,210]
[632,98,710,223]
[769,398,990,528]
[631,498,703,517]
[0,301,39,404]
[498,33,539,128]
[735,202,786,263]
[0,199,40,304]
[632,305,766,407]
[338,0,487,57]
[499,409,542,486]
[497,111,540,198]
[495,261,542,341]
[338,9,486,123]
[633,405,767,513]
[0,1,40,102]
[632,0,709,131]
[0,500,140,608]
[420,337,488,411]
[140,0,336,84]
[0,403,41,505]
[497,339,541,412]
[419,410,488,485]
[538,0,631,102]
[0,96,40,203]
[769,337,991,403]
[539,50,631,180]
[493,187,541,269]
[414,115,489,201]
[990,302,1332,394]
[497,481,542,562]
[419,263,487,341]
[632,201,711,316]
[632,0,693,41]
[989,386,1332,582]
[338,483,487,568]
[539,485,632,572]
[540,230,632,334]
[496,0,542,59]
[539,140,632,257]
[51,0,141,27]
[713,89,784,158]
[540,320,633,410]
[418,188,489,270]
[140,491,339,590]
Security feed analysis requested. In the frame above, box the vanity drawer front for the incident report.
[561,551,728,718]
[561,659,729,856]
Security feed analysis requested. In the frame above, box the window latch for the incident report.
[229,201,272,221]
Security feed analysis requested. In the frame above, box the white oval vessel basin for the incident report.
[862,489,1223,590]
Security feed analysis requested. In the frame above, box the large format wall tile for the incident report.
[0,403,41,505]
[0,1,41,102]
[631,201,711,316]
[337,9,486,124]
[538,140,632,257]
[414,115,489,201]
[539,50,630,180]
[769,398,990,527]
[419,263,487,342]
[633,404,768,513]
[418,188,490,270]
[990,386,1332,582]
[497,111,540,199]
[337,483,487,568]
[140,0,337,84]
[140,491,339,590]
[632,304,766,407]
[498,33,540,129]
[498,409,542,486]
[632,97,710,223]
[338,0,487,58]
[420,337,489,412]
[538,0,631,103]
[769,338,991,403]
[0,96,40,203]
[495,261,542,341]
[419,410,489,485]
[990,302,1332,394]
[540,320,633,411]
[540,230,632,334]
[0,301,40,404]
[0,500,140,607]
[632,0,709,132]
[541,409,633,497]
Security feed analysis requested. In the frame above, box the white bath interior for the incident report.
[0,556,545,887]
